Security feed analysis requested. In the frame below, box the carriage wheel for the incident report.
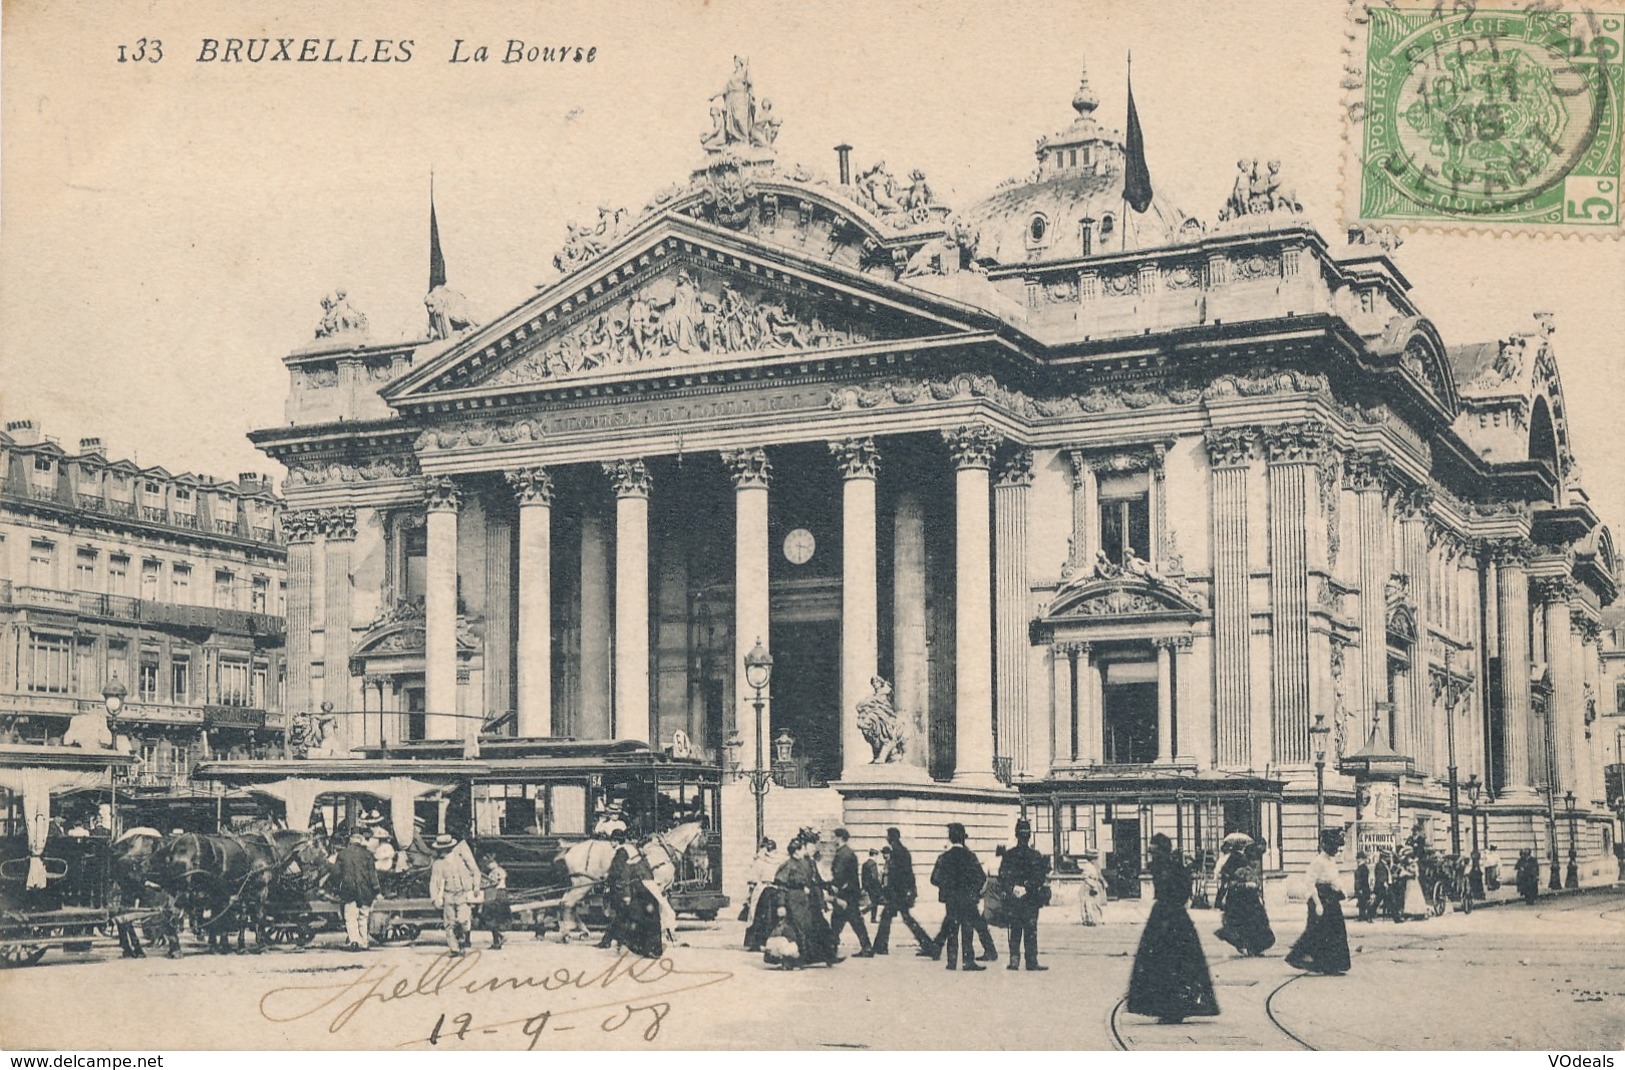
[1430,883,1447,917]
[293,925,316,947]
[387,923,421,943]
[0,945,48,968]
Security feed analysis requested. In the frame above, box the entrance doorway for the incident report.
[769,621,841,785]
[1108,816,1143,898]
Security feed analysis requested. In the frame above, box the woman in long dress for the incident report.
[1285,829,1351,975]
[1215,841,1275,956]
[1126,834,1221,1024]
[1397,849,1429,918]
[764,836,842,968]
[1077,850,1107,927]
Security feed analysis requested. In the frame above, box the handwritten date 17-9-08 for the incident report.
[427,1000,673,1049]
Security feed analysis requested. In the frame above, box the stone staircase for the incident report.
[719,779,845,903]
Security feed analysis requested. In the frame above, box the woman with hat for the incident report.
[1125,833,1221,1024]
[768,834,841,967]
[1077,849,1107,927]
[1285,828,1352,974]
[1214,836,1274,956]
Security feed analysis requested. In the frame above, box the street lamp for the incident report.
[1465,773,1483,898]
[1565,789,1579,890]
[743,638,774,851]
[1441,647,1464,858]
[1309,711,1331,835]
[101,677,127,719]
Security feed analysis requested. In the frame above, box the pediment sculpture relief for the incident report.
[484,267,872,387]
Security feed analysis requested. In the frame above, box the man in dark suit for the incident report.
[1374,849,1394,921]
[872,827,933,955]
[827,828,875,957]
[861,848,885,924]
[930,822,987,972]
[1353,851,1374,922]
[998,818,1050,971]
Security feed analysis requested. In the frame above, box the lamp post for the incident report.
[101,677,127,720]
[1441,647,1464,858]
[743,638,774,851]
[1465,773,1483,898]
[1565,789,1579,889]
[1309,711,1331,835]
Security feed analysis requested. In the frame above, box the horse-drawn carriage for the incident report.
[0,742,135,966]
[189,737,728,947]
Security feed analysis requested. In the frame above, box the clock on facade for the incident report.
[783,528,816,565]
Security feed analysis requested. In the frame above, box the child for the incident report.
[479,853,511,950]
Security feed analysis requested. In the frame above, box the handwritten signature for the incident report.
[259,949,733,1045]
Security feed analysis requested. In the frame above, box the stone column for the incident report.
[1399,489,1433,772]
[1155,638,1174,764]
[321,507,357,744]
[424,477,461,739]
[831,437,881,780]
[1078,643,1101,764]
[1493,538,1536,797]
[483,504,514,728]
[1204,427,1256,767]
[508,467,554,738]
[994,448,1034,773]
[603,459,652,743]
[1347,453,1392,743]
[946,425,1001,785]
[579,509,612,738]
[1263,422,1325,765]
[1537,575,1579,794]
[724,447,773,749]
[1577,615,1603,806]
[1063,450,1096,580]
[1174,635,1199,764]
[893,489,930,778]
[1050,642,1074,763]
[283,511,319,716]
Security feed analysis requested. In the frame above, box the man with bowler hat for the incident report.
[999,817,1050,970]
[873,827,933,954]
[930,822,987,971]
[827,828,875,957]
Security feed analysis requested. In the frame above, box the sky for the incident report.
[2,0,1622,537]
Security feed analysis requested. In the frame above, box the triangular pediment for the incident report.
[383,216,1007,405]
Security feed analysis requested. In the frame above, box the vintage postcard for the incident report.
[1,0,1623,1054]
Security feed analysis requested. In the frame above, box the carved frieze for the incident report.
[484,265,872,388]
[285,456,419,487]
[415,419,545,453]
[722,447,773,490]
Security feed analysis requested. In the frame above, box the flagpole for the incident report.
[1123,52,1130,251]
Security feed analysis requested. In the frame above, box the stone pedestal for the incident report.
[833,779,1020,880]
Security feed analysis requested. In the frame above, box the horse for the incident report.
[146,830,327,954]
[109,828,179,958]
[556,821,708,942]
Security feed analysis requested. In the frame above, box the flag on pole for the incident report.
[428,176,447,291]
[1123,60,1153,214]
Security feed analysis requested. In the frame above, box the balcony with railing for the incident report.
[0,478,279,545]
[0,584,284,636]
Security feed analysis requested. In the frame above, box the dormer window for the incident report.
[1101,213,1115,235]
[174,488,191,501]
[1069,149,1077,168]
[1080,218,1095,256]
[144,481,160,494]
[33,456,52,473]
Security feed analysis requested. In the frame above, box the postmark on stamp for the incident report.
[1348,4,1624,235]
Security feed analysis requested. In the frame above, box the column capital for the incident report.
[317,506,357,541]
[1532,575,1578,606]
[1342,451,1393,492]
[995,447,1035,487]
[505,466,555,506]
[1260,420,1332,465]
[944,424,1003,470]
[424,475,462,513]
[829,436,881,480]
[1394,484,1434,521]
[1152,635,1180,651]
[1486,535,1537,568]
[282,509,323,544]
[1051,639,1092,656]
[602,458,652,498]
[1203,426,1258,468]
[722,446,773,490]
[1575,614,1603,645]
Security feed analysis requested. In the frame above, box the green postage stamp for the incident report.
[1350,4,1625,235]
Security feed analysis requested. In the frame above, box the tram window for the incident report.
[550,784,587,835]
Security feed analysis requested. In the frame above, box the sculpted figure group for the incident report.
[491,268,867,385]
[1219,159,1301,220]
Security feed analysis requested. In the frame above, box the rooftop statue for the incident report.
[315,289,368,339]
[700,55,780,152]
[425,285,478,341]
[1218,159,1302,221]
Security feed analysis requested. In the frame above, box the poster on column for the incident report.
[2,0,1623,1057]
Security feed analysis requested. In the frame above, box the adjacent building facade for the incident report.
[250,60,1619,881]
[0,421,287,795]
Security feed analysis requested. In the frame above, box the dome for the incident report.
[963,58,1188,267]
